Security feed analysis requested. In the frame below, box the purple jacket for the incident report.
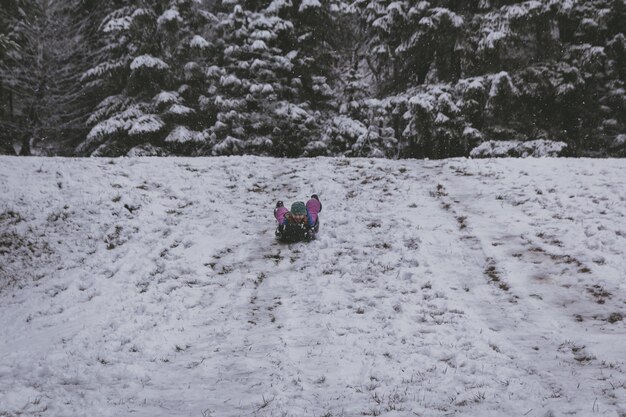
[306,198,322,224]
[274,206,288,224]
[274,198,322,227]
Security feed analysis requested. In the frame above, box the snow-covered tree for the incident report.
[199,3,295,155]
[343,0,626,158]
[0,0,21,154]
[2,0,625,157]
[0,0,101,155]
[77,0,215,156]
[196,0,347,157]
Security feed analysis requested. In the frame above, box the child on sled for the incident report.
[274,195,322,241]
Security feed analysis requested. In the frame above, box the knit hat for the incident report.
[291,201,306,215]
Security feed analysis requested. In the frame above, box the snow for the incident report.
[81,60,128,82]
[205,65,223,78]
[489,71,518,99]
[214,95,245,110]
[332,115,368,138]
[463,126,483,141]
[219,74,242,87]
[416,1,430,12]
[581,17,599,28]
[272,18,294,32]
[86,95,128,125]
[212,136,245,154]
[273,102,310,121]
[127,115,165,136]
[372,44,389,54]
[437,92,460,114]
[102,17,132,33]
[249,136,272,148]
[130,55,169,71]
[556,82,576,97]
[178,84,191,96]
[303,140,327,153]
[430,7,464,28]
[299,0,321,12]
[408,93,436,113]
[184,60,202,78]
[434,112,450,124]
[386,2,406,16]
[363,98,383,108]
[164,126,205,143]
[419,16,435,29]
[189,35,209,49]
[373,16,393,32]
[126,144,168,157]
[266,0,291,14]
[504,1,542,20]
[223,45,236,56]
[166,104,195,115]
[553,0,574,14]
[84,105,145,146]
[153,91,180,107]
[157,9,182,25]
[83,107,163,142]
[1,156,625,417]
[457,77,485,94]
[479,30,507,50]
[250,39,268,51]
[251,30,275,41]
[470,139,568,158]
[250,59,266,71]
[131,8,149,19]
[578,45,607,67]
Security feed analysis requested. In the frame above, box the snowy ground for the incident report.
[0,156,625,417]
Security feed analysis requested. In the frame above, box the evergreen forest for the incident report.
[1,0,625,158]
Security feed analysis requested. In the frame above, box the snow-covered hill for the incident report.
[1,156,625,417]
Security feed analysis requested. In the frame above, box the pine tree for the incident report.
[2,0,624,158]
[78,0,215,156]
[344,0,626,158]
[0,0,102,155]
[0,0,36,155]
[198,0,346,157]
[0,0,22,154]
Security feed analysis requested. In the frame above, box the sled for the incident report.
[275,223,316,243]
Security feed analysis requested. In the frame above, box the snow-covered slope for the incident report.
[1,156,625,417]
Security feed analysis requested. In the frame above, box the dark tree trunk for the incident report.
[19,137,31,155]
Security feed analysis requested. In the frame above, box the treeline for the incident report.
[1,0,625,158]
